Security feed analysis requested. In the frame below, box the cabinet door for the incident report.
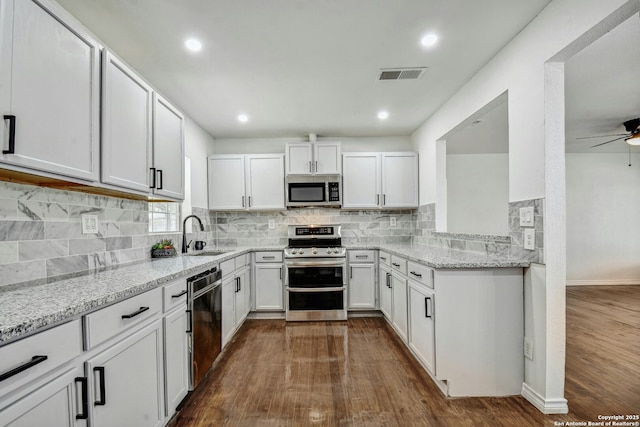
[246,154,285,210]
[221,275,236,347]
[285,143,312,175]
[348,263,376,309]
[87,320,164,427]
[381,153,418,208]
[342,153,381,208]
[163,308,189,416]
[0,365,87,427]
[101,51,152,193]
[208,155,246,210]
[152,93,184,200]
[314,142,341,174]
[0,0,100,181]
[379,266,392,320]
[391,272,408,342]
[234,269,250,326]
[254,264,284,311]
[408,282,435,374]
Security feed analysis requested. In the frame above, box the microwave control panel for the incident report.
[328,182,340,202]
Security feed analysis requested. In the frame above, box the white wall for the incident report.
[566,153,640,284]
[213,136,412,154]
[446,154,509,235]
[410,0,635,414]
[184,117,215,208]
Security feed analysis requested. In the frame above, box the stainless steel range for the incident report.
[284,225,347,321]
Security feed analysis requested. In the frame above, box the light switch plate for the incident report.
[268,220,275,229]
[524,337,534,360]
[81,214,99,234]
[390,217,397,227]
[519,207,534,227]
[523,229,535,250]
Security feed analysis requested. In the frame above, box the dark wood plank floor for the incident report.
[171,285,640,426]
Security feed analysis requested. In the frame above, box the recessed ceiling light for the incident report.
[420,33,438,48]
[377,111,389,120]
[238,114,249,123]
[185,38,202,52]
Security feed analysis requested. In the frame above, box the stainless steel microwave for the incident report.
[285,175,341,207]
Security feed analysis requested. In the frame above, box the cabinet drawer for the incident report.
[163,278,188,312]
[84,287,162,349]
[407,261,434,288]
[390,255,407,275]
[235,253,249,269]
[220,258,235,277]
[254,251,283,263]
[0,320,82,399]
[378,251,391,266]
[348,250,375,263]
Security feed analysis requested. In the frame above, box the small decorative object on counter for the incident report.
[151,239,177,258]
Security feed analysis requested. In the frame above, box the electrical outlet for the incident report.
[268,220,275,229]
[519,207,534,227]
[524,337,534,360]
[523,229,535,250]
[81,214,99,234]
[390,217,397,227]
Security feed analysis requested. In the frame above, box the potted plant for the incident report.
[151,239,177,258]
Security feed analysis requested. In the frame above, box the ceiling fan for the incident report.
[577,118,640,147]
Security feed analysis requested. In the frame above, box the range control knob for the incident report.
[326,248,332,254]
[333,248,340,254]
[299,249,305,254]
[291,249,298,255]
[312,248,318,254]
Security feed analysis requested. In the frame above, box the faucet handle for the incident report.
[187,240,193,249]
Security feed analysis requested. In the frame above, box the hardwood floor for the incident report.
[171,286,640,426]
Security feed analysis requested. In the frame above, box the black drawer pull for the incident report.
[171,289,187,298]
[121,306,150,319]
[355,255,368,259]
[262,256,276,259]
[410,271,422,278]
[75,376,89,419]
[392,262,400,267]
[93,367,106,406]
[3,115,16,154]
[0,355,48,382]
[379,256,387,260]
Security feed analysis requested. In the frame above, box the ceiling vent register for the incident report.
[377,67,427,81]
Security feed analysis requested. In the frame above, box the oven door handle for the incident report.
[285,260,346,267]
[286,286,346,293]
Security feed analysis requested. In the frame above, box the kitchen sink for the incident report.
[189,250,230,257]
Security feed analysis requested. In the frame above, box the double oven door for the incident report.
[285,257,347,321]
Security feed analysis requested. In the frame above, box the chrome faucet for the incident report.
[182,215,205,253]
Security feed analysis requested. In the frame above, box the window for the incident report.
[149,202,180,233]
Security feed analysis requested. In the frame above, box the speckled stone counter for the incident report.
[0,246,284,345]
[346,243,530,269]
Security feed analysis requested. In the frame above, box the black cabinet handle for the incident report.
[156,170,163,190]
[3,115,16,154]
[379,256,387,261]
[262,256,275,259]
[241,196,245,208]
[279,267,282,280]
[410,271,422,278]
[392,262,400,267]
[75,377,89,419]
[93,367,106,406]
[425,297,432,318]
[171,289,187,298]
[186,309,192,333]
[383,194,386,206]
[150,167,156,188]
[237,277,241,292]
[350,266,353,279]
[386,273,391,288]
[355,255,368,259]
[121,306,149,319]
[248,196,252,207]
[0,355,47,382]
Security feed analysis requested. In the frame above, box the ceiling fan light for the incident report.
[625,133,640,146]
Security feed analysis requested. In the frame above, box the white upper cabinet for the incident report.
[0,0,100,181]
[101,51,152,193]
[208,154,284,211]
[342,152,418,209]
[285,141,340,175]
[381,152,419,208]
[152,94,184,200]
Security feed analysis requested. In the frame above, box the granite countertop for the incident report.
[0,243,526,346]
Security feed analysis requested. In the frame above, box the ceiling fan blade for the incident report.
[577,133,629,140]
[590,136,625,148]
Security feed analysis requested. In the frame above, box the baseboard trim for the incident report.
[566,279,640,287]
[521,383,568,414]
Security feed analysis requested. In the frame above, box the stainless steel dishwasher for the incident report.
[187,267,222,390]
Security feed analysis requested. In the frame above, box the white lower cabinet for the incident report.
[221,256,251,348]
[0,365,87,427]
[348,264,376,310]
[254,263,284,311]
[163,307,189,416]
[86,319,164,427]
[390,271,408,342]
[378,264,392,320]
[408,280,435,374]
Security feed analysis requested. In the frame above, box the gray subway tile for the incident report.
[19,240,69,261]
[46,255,89,277]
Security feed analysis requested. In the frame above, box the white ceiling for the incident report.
[565,14,640,153]
[55,0,551,139]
